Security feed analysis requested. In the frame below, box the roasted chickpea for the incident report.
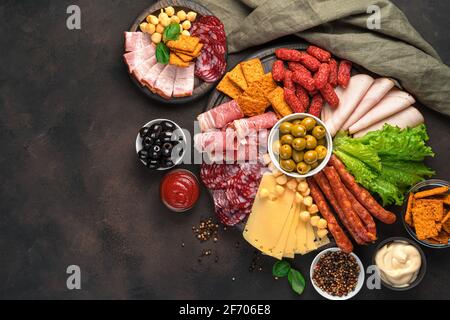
[296,162,311,175]
[177,10,187,21]
[281,159,296,172]
[151,32,162,44]
[315,145,328,160]
[182,20,191,30]
[171,15,180,23]
[292,137,306,151]
[279,144,293,160]
[155,23,165,34]
[304,150,318,164]
[187,11,197,22]
[279,122,293,135]
[140,22,149,32]
[146,23,156,34]
[146,15,159,25]
[291,124,307,137]
[301,117,316,131]
[292,150,304,163]
[181,30,190,36]
[158,12,169,20]
[280,134,294,145]
[160,17,171,27]
[305,135,317,149]
[165,6,175,17]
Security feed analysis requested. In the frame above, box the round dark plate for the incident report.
[128,0,227,104]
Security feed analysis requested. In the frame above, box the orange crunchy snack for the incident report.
[241,58,265,84]
[228,64,248,91]
[258,73,278,96]
[169,52,189,67]
[243,81,270,104]
[442,194,450,205]
[405,193,415,226]
[237,94,268,117]
[442,211,450,234]
[174,51,195,62]
[216,74,243,99]
[414,186,449,199]
[432,231,449,244]
[167,35,200,53]
[267,86,293,117]
[411,199,443,240]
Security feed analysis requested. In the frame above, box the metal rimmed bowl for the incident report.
[372,237,427,291]
[135,119,187,170]
[268,113,333,178]
[310,247,365,300]
[402,179,450,248]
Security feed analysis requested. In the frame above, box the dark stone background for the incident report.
[0,0,449,299]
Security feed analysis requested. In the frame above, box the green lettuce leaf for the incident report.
[378,165,424,190]
[334,132,381,171]
[368,178,404,206]
[356,124,434,161]
[380,159,435,177]
[333,150,377,185]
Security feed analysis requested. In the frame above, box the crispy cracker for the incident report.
[405,193,414,226]
[267,87,293,117]
[228,64,248,91]
[442,211,450,234]
[442,194,450,205]
[412,199,443,240]
[243,81,270,104]
[174,51,195,62]
[173,43,203,57]
[216,74,243,99]
[258,73,278,96]
[169,52,189,67]
[414,186,449,199]
[241,58,265,84]
[167,35,200,53]
[237,94,268,117]
[431,231,449,244]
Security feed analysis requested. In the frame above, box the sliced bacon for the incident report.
[124,32,152,52]
[173,63,195,97]
[123,44,155,73]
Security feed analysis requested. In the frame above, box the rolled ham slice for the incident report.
[325,74,374,136]
[194,129,238,153]
[353,107,424,138]
[349,89,415,134]
[341,78,395,131]
[197,100,244,132]
[233,112,278,141]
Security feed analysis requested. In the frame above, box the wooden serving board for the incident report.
[128,0,227,104]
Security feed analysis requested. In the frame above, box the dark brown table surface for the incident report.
[0,0,449,299]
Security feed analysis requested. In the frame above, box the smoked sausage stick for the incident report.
[313,172,366,245]
[323,166,376,242]
[308,178,353,253]
[329,155,397,224]
[343,185,377,238]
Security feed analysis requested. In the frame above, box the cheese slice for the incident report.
[305,220,318,253]
[295,219,308,255]
[243,174,296,257]
[270,201,296,260]
[283,203,300,258]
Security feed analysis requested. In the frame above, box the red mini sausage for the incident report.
[272,60,285,82]
[314,63,330,89]
[323,167,376,243]
[343,185,377,238]
[292,70,315,92]
[329,155,397,224]
[275,48,303,61]
[284,87,306,113]
[313,172,365,245]
[320,83,339,108]
[308,93,323,118]
[308,178,354,253]
[295,85,310,110]
[283,69,295,90]
[287,62,312,77]
[328,58,338,87]
[306,45,331,62]
[298,52,321,72]
[338,60,352,88]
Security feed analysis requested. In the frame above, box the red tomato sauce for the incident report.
[160,169,200,212]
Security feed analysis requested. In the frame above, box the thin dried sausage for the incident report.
[343,185,377,237]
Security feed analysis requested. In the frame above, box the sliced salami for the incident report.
[198,15,224,27]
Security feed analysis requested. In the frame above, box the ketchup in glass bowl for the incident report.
[160,169,200,212]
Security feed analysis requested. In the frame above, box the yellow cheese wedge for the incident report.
[283,203,300,258]
[295,219,308,255]
[243,174,295,258]
[305,220,318,253]
[271,201,296,260]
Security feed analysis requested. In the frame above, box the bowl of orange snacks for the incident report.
[403,179,450,248]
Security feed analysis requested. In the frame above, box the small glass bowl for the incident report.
[402,179,450,249]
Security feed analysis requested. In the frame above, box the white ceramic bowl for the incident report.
[310,247,365,300]
[135,119,187,170]
[268,113,333,178]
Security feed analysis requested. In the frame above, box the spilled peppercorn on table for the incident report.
[0,0,449,299]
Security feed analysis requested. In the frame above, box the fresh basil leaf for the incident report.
[156,42,170,64]
[163,22,181,42]
[288,269,305,295]
[272,261,291,278]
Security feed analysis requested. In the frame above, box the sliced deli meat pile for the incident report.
[191,16,227,83]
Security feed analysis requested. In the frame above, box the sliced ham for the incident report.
[325,74,374,136]
[194,129,238,153]
[132,56,157,86]
[123,44,155,73]
[349,89,416,134]
[197,100,244,132]
[142,63,166,91]
[341,78,395,131]
[173,63,195,97]
[153,64,177,99]
[124,32,152,52]
[208,143,260,163]
[233,112,278,141]
[353,107,424,138]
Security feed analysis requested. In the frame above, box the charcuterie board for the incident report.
[126,0,227,104]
